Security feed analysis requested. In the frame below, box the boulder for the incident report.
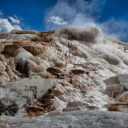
[118,74,128,89]
[118,91,128,102]
[2,45,21,56]
[104,75,128,98]
[10,30,37,34]
[104,76,119,85]
[23,45,43,56]
[7,77,57,100]
[106,102,128,113]
[105,74,128,112]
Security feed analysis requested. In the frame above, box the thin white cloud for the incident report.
[47,16,68,25]
[71,13,96,27]
[0,12,22,33]
[45,0,104,30]
[0,15,22,33]
[99,19,128,41]
[13,24,22,30]
[0,18,14,33]
[9,16,20,24]
[45,0,128,41]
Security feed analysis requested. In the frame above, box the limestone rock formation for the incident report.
[0,27,128,127]
[7,77,57,100]
[104,74,128,112]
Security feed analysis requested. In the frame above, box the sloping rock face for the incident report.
[1,110,128,128]
[0,28,128,126]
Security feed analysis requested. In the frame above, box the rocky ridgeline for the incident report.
[0,27,128,127]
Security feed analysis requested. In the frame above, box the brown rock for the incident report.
[11,30,37,34]
[70,69,85,75]
[27,103,44,112]
[0,32,9,39]
[53,89,64,96]
[47,67,61,78]
[104,76,119,85]
[2,45,21,56]
[118,91,128,102]
[112,90,120,98]
[105,84,120,97]
[54,60,65,68]
[31,35,53,42]
[106,102,128,113]
[23,45,43,56]
[107,104,118,111]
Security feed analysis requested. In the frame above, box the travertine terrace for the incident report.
[0,27,128,127]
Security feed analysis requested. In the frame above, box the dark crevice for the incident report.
[0,101,19,116]
[15,58,30,77]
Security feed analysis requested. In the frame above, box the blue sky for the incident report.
[0,0,128,42]
[0,0,57,30]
